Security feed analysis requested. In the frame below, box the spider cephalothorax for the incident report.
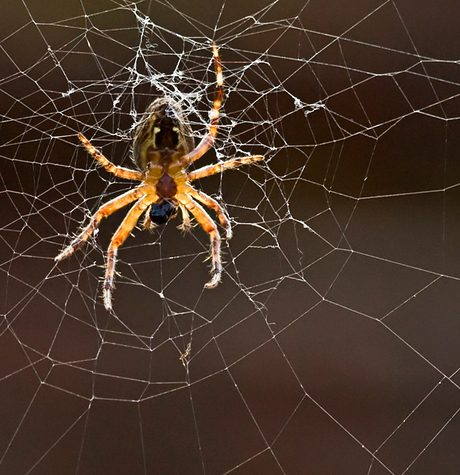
[55,44,264,310]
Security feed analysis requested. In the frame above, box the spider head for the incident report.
[133,98,195,170]
[149,200,177,225]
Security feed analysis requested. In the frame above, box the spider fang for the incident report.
[149,201,177,224]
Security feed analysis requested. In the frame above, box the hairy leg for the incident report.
[104,196,154,310]
[179,196,222,289]
[185,186,232,239]
[55,186,149,262]
[187,155,264,182]
[181,43,223,165]
[78,133,144,181]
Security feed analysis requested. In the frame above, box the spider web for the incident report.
[1,0,460,473]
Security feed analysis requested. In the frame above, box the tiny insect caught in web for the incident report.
[179,343,192,367]
[55,43,265,310]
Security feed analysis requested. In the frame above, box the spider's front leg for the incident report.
[179,195,222,288]
[103,195,154,310]
[185,185,232,239]
[55,187,148,262]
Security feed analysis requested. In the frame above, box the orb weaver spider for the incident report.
[55,43,264,310]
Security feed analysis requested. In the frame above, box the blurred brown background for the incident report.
[1,0,460,473]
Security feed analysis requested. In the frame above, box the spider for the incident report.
[55,43,264,310]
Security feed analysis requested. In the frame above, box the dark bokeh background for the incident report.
[1,0,460,474]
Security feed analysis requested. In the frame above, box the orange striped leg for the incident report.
[181,43,224,165]
[78,134,144,181]
[55,186,148,262]
[187,155,264,182]
[185,186,232,239]
[180,197,222,288]
[104,196,154,310]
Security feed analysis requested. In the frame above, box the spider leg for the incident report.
[104,195,155,310]
[185,186,232,239]
[55,186,150,262]
[186,155,264,182]
[78,133,145,181]
[178,195,222,288]
[181,43,223,165]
